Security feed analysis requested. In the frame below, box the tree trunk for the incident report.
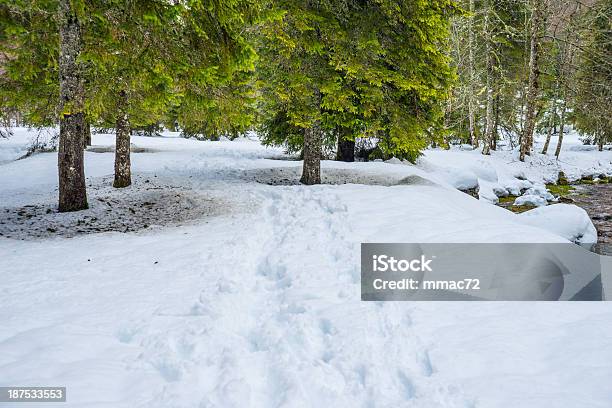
[598,134,604,152]
[300,124,321,185]
[444,97,452,149]
[336,128,355,162]
[58,0,88,212]
[482,1,494,156]
[83,119,91,148]
[520,0,543,162]
[492,93,500,151]
[113,90,131,188]
[541,102,556,154]
[554,101,566,159]
[468,0,477,148]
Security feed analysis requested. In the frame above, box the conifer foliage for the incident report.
[1,0,259,206]
[1,0,609,210]
[257,0,459,183]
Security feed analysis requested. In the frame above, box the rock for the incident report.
[524,185,555,201]
[557,171,569,185]
[515,173,527,181]
[460,186,480,199]
[596,175,610,184]
[493,186,509,197]
[514,194,548,207]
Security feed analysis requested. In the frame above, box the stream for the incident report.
[495,182,611,255]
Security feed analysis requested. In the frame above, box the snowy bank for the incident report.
[420,131,612,205]
[519,204,598,244]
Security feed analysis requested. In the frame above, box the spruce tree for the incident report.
[1,0,89,211]
[0,1,60,128]
[58,0,88,210]
[171,0,260,141]
[85,1,181,188]
[258,0,458,184]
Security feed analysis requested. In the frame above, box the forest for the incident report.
[1,2,612,407]
[1,0,609,211]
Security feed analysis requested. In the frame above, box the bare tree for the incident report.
[482,0,495,155]
[520,0,546,162]
[468,0,478,148]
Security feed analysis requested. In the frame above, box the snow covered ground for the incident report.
[1,129,611,407]
[421,132,612,204]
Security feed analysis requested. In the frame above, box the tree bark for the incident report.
[482,0,494,156]
[541,102,555,154]
[554,101,566,159]
[83,119,91,148]
[492,93,500,150]
[58,0,88,212]
[520,0,544,162]
[468,0,477,148]
[113,90,131,188]
[444,97,452,149]
[336,128,355,162]
[300,124,321,185]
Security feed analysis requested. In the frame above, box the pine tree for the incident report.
[257,1,337,184]
[258,0,459,184]
[85,0,182,188]
[1,0,89,211]
[171,0,260,141]
[57,0,88,210]
[0,1,60,128]
[1,0,258,200]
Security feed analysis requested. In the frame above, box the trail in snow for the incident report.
[124,186,472,407]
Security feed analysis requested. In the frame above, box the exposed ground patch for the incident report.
[244,167,436,187]
[0,175,223,240]
[86,144,159,153]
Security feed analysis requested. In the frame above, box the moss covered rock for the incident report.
[557,171,569,185]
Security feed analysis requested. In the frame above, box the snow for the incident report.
[421,131,612,205]
[0,127,35,164]
[520,204,599,244]
[1,128,611,407]
[423,165,479,192]
[524,184,556,201]
[514,194,548,207]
